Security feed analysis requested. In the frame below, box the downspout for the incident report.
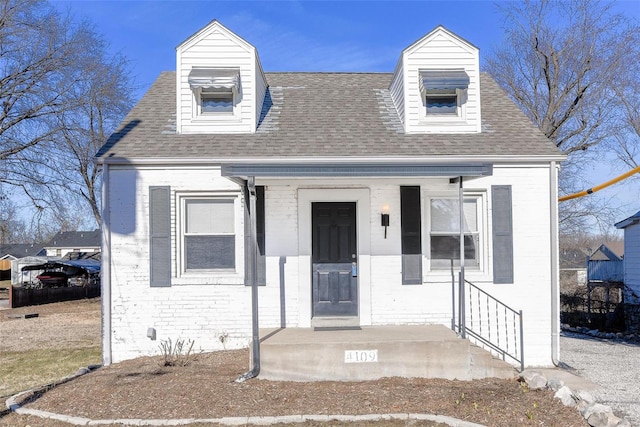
[550,161,560,366]
[236,176,260,382]
[101,163,112,366]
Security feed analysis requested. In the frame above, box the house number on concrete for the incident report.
[344,349,378,363]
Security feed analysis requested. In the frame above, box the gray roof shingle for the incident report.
[96,72,562,161]
[44,230,101,249]
[0,244,44,258]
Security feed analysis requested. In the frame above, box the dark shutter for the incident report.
[149,186,171,287]
[245,185,266,286]
[492,185,513,284]
[256,186,266,286]
[401,186,422,284]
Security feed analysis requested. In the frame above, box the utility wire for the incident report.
[559,165,640,202]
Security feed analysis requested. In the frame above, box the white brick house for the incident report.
[97,21,565,370]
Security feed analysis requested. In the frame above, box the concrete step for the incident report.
[258,325,517,382]
[468,344,519,380]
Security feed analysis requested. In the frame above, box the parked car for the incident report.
[36,271,68,287]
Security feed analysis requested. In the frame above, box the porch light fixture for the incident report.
[381,204,390,239]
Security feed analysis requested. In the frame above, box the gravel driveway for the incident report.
[561,333,640,426]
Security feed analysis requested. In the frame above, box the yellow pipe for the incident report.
[559,165,640,202]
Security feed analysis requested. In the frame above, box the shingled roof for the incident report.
[96,72,562,162]
[0,243,44,259]
[44,230,101,249]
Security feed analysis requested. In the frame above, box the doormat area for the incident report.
[313,326,362,331]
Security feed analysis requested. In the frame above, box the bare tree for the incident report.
[0,0,79,161]
[486,0,640,232]
[40,31,134,226]
[0,192,28,243]
[0,0,134,233]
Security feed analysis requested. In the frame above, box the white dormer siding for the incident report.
[390,26,481,134]
[176,20,267,134]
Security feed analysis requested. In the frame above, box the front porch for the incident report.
[257,324,516,382]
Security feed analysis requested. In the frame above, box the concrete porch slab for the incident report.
[260,324,459,345]
[258,325,517,382]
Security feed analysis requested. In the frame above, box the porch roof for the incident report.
[221,162,492,178]
[96,72,563,162]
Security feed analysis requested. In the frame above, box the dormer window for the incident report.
[201,88,233,114]
[425,89,459,116]
[188,67,240,118]
[420,69,469,119]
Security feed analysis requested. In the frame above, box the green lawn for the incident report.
[0,346,101,399]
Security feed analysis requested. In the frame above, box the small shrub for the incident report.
[219,331,229,349]
[158,338,196,367]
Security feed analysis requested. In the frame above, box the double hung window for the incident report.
[429,198,480,270]
[398,186,512,283]
[183,198,236,270]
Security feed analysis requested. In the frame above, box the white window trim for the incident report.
[423,191,489,282]
[192,86,240,121]
[175,192,244,282]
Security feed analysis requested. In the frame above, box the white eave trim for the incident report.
[96,154,566,166]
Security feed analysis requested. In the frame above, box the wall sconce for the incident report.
[381,204,390,239]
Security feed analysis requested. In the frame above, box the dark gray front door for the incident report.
[312,202,357,317]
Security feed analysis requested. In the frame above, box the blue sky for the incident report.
[51,0,639,99]
[52,1,520,98]
[52,0,640,230]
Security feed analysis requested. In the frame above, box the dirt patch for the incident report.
[16,348,587,426]
[0,298,100,352]
[1,299,588,426]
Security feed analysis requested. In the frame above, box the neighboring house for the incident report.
[615,212,640,332]
[0,243,45,261]
[559,247,589,291]
[42,230,101,259]
[0,244,45,278]
[587,242,624,283]
[96,21,565,368]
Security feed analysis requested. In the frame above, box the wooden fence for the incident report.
[10,285,100,308]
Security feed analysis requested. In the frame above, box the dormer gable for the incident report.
[175,20,267,134]
[390,26,481,134]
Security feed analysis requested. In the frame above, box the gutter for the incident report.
[97,154,567,166]
[235,177,260,382]
[550,161,560,366]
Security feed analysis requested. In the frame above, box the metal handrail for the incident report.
[452,271,524,371]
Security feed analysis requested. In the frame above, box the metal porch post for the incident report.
[236,176,260,381]
[458,176,466,338]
